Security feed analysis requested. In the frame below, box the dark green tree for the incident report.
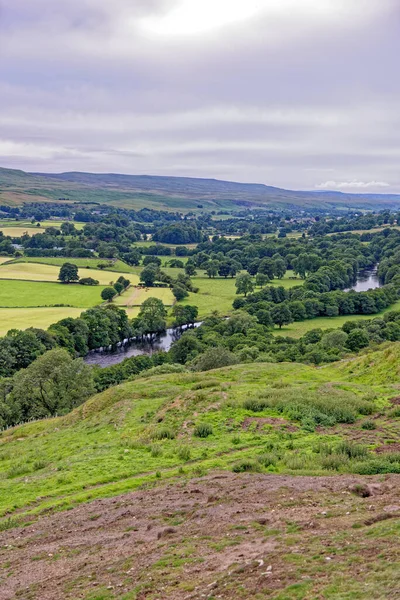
[58,262,79,283]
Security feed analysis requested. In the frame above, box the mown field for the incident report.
[0,279,105,309]
[115,286,175,307]
[0,307,84,335]
[0,219,85,232]
[0,261,137,286]
[0,226,46,236]
[12,256,135,273]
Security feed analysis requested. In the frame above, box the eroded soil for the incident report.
[1,473,400,599]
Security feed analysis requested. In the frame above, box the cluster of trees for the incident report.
[0,349,94,428]
[0,305,133,379]
[152,223,205,245]
[234,282,399,328]
[308,211,398,236]
[139,259,198,301]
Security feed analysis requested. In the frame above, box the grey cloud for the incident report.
[0,0,399,192]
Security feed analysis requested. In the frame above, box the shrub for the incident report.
[284,454,310,470]
[191,347,238,372]
[232,460,260,473]
[194,423,213,438]
[361,420,377,430]
[243,398,268,412]
[352,460,400,475]
[257,452,279,467]
[321,453,349,471]
[336,441,368,460]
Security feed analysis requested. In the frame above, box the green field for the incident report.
[0,219,85,231]
[115,286,175,307]
[178,271,303,318]
[274,300,400,338]
[0,261,138,286]
[12,257,135,273]
[0,307,85,335]
[0,280,105,308]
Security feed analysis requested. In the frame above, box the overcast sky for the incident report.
[0,0,399,192]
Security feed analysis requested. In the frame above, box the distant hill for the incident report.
[1,166,400,212]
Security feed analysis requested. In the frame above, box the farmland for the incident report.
[0,261,138,285]
[0,307,84,335]
[0,280,105,308]
[115,285,175,307]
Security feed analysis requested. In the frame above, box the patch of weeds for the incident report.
[152,427,175,440]
[150,444,163,458]
[232,459,260,473]
[257,452,279,468]
[321,453,349,471]
[177,446,191,461]
[193,423,213,438]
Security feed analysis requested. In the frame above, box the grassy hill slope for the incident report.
[1,347,400,598]
[2,346,400,521]
[2,166,400,211]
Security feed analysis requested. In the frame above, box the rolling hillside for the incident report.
[1,345,400,597]
[1,166,400,211]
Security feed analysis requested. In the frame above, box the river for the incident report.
[84,322,202,368]
[345,266,381,292]
[85,268,382,368]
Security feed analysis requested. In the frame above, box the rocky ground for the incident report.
[1,472,400,599]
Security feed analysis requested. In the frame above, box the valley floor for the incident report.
[1,472,399,600]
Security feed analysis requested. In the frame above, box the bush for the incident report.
[336,441,368,460]
[257,452,279,467]
[243,398,268,412]
[361,420,377,430]
[232,459,260,473]
[321,453,349,471]
[194,423,213,438]
[191,347,238,372]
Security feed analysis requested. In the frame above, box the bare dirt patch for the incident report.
[1,473,400,599]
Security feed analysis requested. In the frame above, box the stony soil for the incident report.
[1,473,400,599]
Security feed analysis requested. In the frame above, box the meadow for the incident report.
[0,261,138,286]
[0,280,105,308]
[273,300,400,338]
[115,286,175,307]
[0,347,399,521]
[0,307,84,335]
[12,256,135,273]
[0,226,46,236]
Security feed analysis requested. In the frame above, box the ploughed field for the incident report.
[1,346,400,598]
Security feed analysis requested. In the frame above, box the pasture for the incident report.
[116,286,175,307]
[12,257,134,273]
[0,307,84,336]
[0,280,104,308]
[0,226,46,236]
[180,270,303,318]
[0,261,138,286]
[273,300,400,338]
